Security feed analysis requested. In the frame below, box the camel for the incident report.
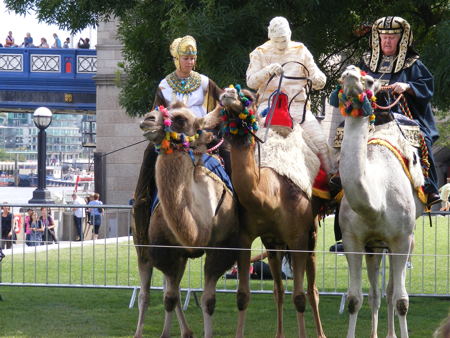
[216,87,326,338]
[336,65,424,338]
[132,103,240,338]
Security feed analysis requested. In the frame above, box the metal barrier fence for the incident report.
[1,204,449,310]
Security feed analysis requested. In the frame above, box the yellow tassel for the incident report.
[229,84,234,89]
[170,131,178,139]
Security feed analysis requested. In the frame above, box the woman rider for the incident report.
[133,35,224,241]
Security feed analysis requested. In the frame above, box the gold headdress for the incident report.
[369,16,413,73]
[170,35,197,70]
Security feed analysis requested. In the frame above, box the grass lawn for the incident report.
[0,287,448,337]
[0,215,448,336]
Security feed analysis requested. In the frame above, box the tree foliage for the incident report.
[5,0,449,117]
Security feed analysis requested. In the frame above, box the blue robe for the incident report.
[360,58,439,193]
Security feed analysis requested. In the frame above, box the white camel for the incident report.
[337,66,424,338]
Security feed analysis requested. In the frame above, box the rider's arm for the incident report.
[246,49,281,91]
[303,47,326,91]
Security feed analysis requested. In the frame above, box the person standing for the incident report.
[1,203,13,249]
[40,207,57,244]
[39,37,49,48]
[24,208,34,246]
[71,193,85,241]
[22,33,33,47]
[29,210,43,246]
[63,37,70,48]
[88,193,103,240]
[52,33,62,48]
[439,178,450,211]
[5,31,16,47]
[360,16,441,206]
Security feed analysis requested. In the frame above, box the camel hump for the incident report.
[170,101,188,109]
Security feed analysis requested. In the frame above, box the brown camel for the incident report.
[132,103,240,338]
[215,88,326,338]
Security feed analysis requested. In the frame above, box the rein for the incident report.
[373,85,404,110]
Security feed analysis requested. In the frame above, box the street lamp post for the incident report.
[29,107,54,204]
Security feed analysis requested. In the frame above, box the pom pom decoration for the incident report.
[219,84,259,143]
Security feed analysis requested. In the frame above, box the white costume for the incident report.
[246,17,334,174]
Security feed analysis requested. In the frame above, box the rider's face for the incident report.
[380,33,401,56]
[178,55,196,75]
[271,36,289,51]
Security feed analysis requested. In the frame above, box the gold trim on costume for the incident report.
[369,16,413,73]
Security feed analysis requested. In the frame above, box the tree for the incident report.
[6,0,449,117]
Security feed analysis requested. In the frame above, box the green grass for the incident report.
[1,216,448,295]
[0,215,448,337]
[0,287,448,337]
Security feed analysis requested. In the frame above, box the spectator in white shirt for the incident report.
[71,193,86,241]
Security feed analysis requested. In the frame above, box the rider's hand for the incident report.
[267,63,283,76]
[391,82,410,94]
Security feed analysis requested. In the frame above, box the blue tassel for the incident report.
[329,88,340,108]
[361,96,373,116]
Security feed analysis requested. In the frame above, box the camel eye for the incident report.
[172,116,186,130]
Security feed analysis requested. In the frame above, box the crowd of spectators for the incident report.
[0,30,92,49]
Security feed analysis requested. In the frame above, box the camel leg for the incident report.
[305,249,326,338]
[304,218,326,338]
[290,249,308,338]
[267,248,286,338]
[389,237,413,338]
[161,258,193,338]
[343,237,365,338]
[203,246,238,338]
[134,257,153,338]
[386,260,396,338]
[236,237,252,338]
[365,252,383,338]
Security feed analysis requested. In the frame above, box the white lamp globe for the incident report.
[33,107,53,129]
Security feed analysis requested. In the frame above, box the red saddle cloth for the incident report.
[313,168,331,200]
[264,91,293,129]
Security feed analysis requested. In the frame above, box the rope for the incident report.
[376,86,430,178]
[397,95,430,178]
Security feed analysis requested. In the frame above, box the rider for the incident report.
[360,16,440,206]
[133,35,223,240]
[246,16,335,177]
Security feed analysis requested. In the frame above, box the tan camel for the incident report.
[337,66,424,338]
[133,103,240,338]
[214,87,326,338]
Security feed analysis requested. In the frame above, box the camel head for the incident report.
[140,109,165,143]
[339,65,380,97]
[140,102,214,153]
[217,86,259,145]
[219,86,256,117]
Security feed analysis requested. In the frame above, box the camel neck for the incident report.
[340,117,378,214]
[230,143,260,202]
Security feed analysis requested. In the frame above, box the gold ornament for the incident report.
[170,35,197,71]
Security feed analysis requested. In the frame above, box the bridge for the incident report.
[0,47,96,114]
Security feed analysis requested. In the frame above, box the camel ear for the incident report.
[202,105,222,129]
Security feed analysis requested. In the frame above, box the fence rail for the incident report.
[1,204,449,309]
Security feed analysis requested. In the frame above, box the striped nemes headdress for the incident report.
[369,17,413,73]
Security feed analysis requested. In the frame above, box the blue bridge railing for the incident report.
[0,47,96,113]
